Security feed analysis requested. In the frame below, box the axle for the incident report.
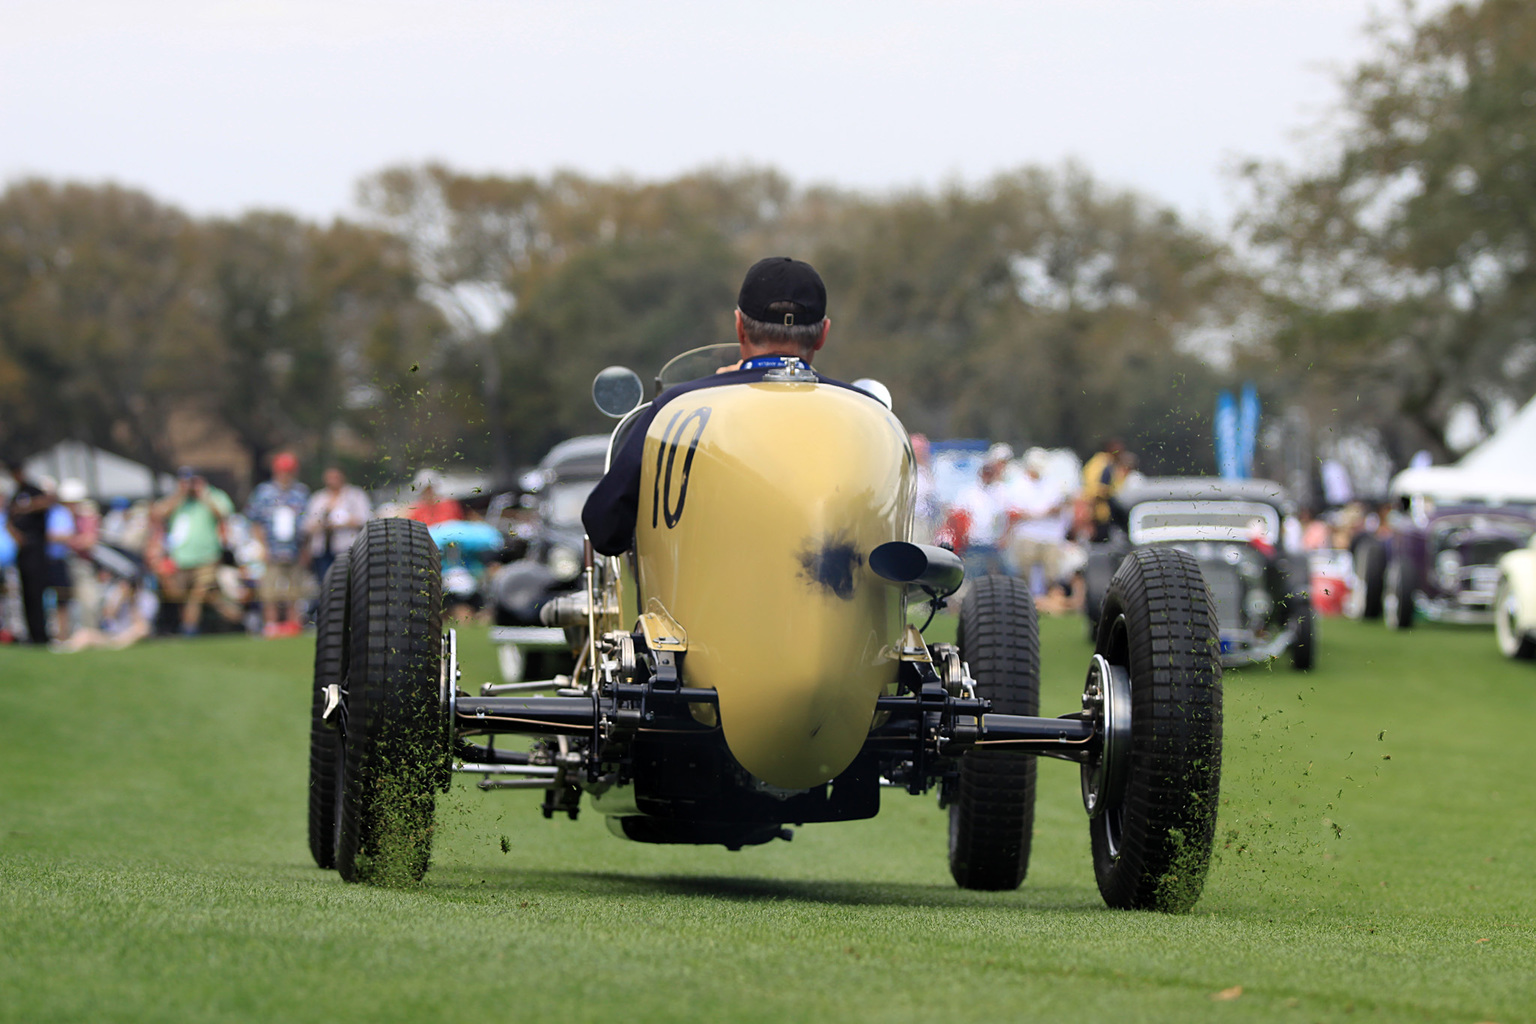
[451,689,1097,759]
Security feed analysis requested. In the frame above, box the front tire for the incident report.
[949,574,1040,891]
[1290,605,1317,671]
[307,551,350,869]
[1494,576,1536,660]
[335,519,446,885]
[1089,548,1222,913]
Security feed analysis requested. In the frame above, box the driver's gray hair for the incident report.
[739,303,825,357]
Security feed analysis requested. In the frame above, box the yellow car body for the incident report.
[632,379,914,788]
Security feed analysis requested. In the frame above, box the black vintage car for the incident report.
[1085,477,1315,671]
[487,434,610,681]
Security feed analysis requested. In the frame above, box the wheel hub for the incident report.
[1079,653,1130,818]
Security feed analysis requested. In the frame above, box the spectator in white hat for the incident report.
[55,479,102,638]
[1003,450,1073,597]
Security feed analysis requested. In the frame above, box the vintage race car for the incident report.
[306,344,1225,911]
[1084,478,1315,671]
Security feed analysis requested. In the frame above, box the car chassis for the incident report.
[453,582,1106,816]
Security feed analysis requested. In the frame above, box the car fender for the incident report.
[1498,548,1536,633]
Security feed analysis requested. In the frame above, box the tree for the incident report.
[363,161,1254,472]
[1241,0,1536,460]
[0,179,205,472]
[818,165,1248,470]
[0,180,451,491]
[198,212,331,475]
[196,213,447,485]
[358,164,804,472]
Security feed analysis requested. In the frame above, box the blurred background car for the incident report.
[488,434,609,681]
[1379,469,1536,631]
[1084,477,1316,670]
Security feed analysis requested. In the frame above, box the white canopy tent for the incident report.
[1459,396,1536,476]
[1390,395,1536,502]
[22,441,174,501]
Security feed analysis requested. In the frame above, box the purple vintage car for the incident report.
[1378,468,1536,629]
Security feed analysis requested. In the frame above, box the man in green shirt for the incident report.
[153,468,242,635]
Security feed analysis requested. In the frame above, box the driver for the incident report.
[582,256,870,555]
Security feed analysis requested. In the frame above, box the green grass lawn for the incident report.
[2,615,1534,1023]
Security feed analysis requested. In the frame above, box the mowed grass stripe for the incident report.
[1,616,1533,1022]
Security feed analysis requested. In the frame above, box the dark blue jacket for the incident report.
[581,365,868,555]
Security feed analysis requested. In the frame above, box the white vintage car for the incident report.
[1495,538,1536,659]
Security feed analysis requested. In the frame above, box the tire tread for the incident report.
[950,574,1040,891]
[335,519,444,885]
[306,552,351,868]
[1091,547,1222,913]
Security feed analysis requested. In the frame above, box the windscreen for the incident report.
[654,343,740,394]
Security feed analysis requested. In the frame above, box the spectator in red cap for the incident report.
[245,452,310,637]
[404,469,464,527]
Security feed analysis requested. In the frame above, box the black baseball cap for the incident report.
[737,257,826,325]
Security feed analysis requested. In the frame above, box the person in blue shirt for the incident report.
[582,257,873,556]
[0,506,15,643]
[245,452,311,638]
[42,494,77,641]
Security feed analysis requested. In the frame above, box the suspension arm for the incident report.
[453,695,597,736]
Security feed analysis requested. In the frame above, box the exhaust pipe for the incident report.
[869,541,964,598]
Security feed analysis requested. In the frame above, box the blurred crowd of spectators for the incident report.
[914,436,1138,613]
[0,455,465,650]
[4,437,1401,647]
[916,434,1398,614]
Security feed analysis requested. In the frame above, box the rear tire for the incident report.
[335,519,446,885]
[1089,547,1222,912]
[1494,576,1536,660]
[1384,558,1416,630]
[1083,551,1114,641]
[949,574,1040,891]
[307,552,350,869]
[1354,536,1386,620]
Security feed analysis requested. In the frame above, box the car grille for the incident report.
[1197,560,1245,630]
[1464,539,1521,566]
[1458,565,1502,607]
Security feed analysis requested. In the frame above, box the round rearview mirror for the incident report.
[592,366,644,418]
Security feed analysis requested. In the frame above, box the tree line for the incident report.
[2,0,1531,493]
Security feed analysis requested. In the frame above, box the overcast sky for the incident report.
[3,0,1429,230]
